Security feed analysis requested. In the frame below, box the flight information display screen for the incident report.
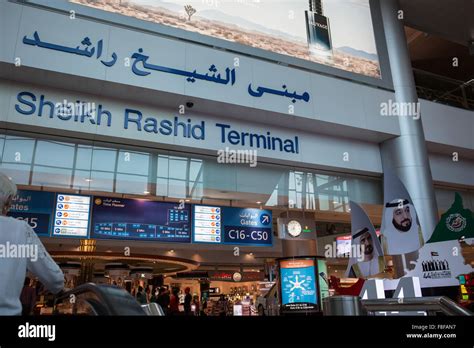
[91,197,191,243]
[53,193,91,238]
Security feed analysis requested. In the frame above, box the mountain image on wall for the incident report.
[195,9,305,43]
[336,46,378,61]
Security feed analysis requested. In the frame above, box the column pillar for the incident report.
[379,0,439,239]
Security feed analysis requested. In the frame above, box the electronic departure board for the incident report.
[91,197,191,243]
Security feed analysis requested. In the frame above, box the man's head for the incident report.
[353,228,374,262]
[392,203,412,232]
[0,172,17,215]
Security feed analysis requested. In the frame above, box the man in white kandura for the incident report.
[0,172,64,315]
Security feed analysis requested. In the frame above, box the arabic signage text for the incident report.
[7,190,55,236]
[22,31,310,104]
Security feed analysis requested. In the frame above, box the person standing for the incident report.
[169,288,180,315]
[157,287,170,315]
[183,287,192,315]
[136,286,147,304]
[0,172,64,315]
[192,295,200,316]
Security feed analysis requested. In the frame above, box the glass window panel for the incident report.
[157,155,169,178]
[73,170,93,190]
[0,163,31,185]
[2,137,35,164]
[117,150,149,176]
[168,179,186,198]
[0,135,5,162]
[76,145,93,170]
[91,147,117,172]
[169,157,187,180]
[188,180,203,198]
[189,160,202,182]
[116,174,148,194]
[289,172,295,190]
[89,171,114,192]
[319,194,330,211]
[156,177,169,196]
[34,141,75,168]
[32,166,72,188]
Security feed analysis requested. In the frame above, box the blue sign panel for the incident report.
[7,190,55,236]
[279,258,319,313]
[91,197,191,243]
[221,207,272,246]
[53,194,91,238]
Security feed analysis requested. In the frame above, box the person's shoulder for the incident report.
[0,215,30,230]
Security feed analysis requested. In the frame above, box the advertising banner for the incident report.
[91,197,191,243]
[279,258,319,314]
[381,171,424,256]
[70,0,381,79]
[405,193,474,288]
[345,201,384,278]
[7,190,55,236]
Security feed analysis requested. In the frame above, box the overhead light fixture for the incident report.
[185,199,190,202]
[256,201,262,204]
[79,239,96,253]
[248,252,254,256]
[143,191,150,194]
[169,249,175,253]
[85,178,93,182]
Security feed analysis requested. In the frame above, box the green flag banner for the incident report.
[428,193,474,243]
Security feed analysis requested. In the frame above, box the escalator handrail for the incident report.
[361,296,473,316]
[53,283,146,316]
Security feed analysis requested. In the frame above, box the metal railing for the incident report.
[414,68,474,111]
[362,296,473,316]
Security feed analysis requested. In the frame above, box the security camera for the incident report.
[186,101,194,108]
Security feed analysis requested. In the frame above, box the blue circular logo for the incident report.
[260,213,271,225]
[58,196,64,201]
[57,212,62,217]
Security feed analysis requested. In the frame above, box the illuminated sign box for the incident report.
[90,197,191,243]
[7,190,55,237]
[53,193,91,238]
[278,257,321,314]
[192,205,272,246]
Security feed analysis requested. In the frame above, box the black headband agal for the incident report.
[353,227,369,240]
[385,199,410,208]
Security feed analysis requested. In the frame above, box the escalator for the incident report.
[53,283,163,316]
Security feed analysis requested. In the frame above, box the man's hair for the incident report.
[0,172,17,208]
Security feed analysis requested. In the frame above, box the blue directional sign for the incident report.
[7,190,55,236]
[221,207,272,246]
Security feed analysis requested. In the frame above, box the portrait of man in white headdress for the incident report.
[345,201,385,279]
[382,198,424,255]
[346,227,385,278]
